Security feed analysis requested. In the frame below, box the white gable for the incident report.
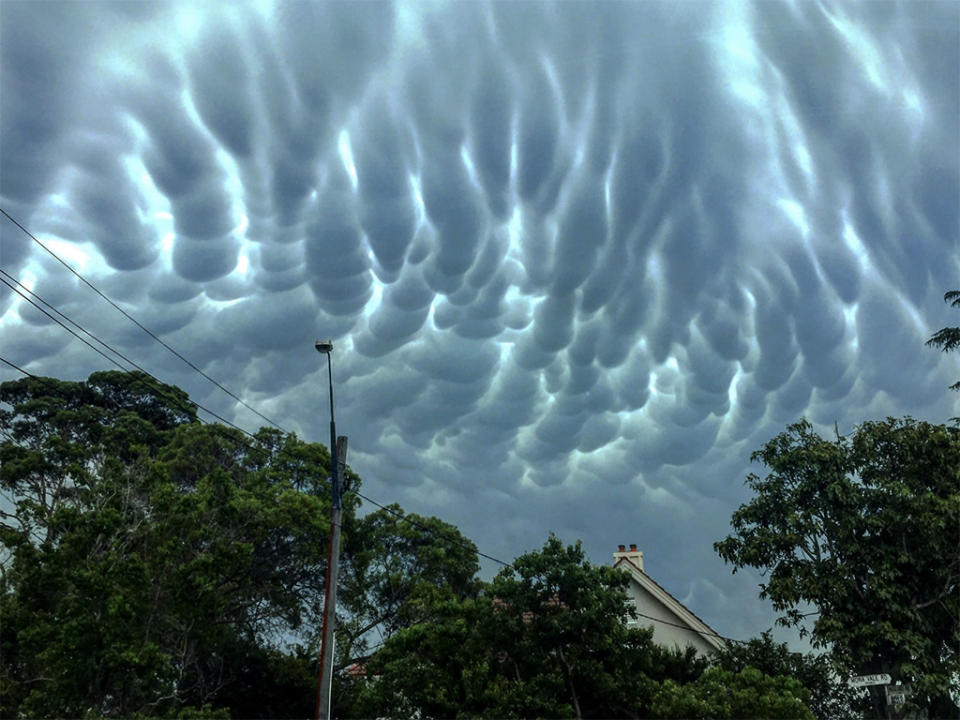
[613,549,724,656]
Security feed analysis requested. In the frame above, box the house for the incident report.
[613,544,725,655]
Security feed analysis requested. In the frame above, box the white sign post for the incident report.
[848,673,892,688]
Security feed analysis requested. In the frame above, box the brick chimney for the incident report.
[613,543,643,571]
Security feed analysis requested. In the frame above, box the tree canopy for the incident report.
[715,417,960,718]
[346,535,814,720]
[711,630,863,720]
[0,372,338,716]
[0,371,841,718]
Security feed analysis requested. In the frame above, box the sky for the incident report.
[1,0,958,647]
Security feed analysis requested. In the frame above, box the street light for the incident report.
[315,339,346,720]
[315,339,336,459]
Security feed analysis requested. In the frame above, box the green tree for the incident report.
[349,535,715,719]
[715,418,960,718]
[0,372,336,717]
[337,505,480,669]
[0,371,493,717]
[711,631,863,720]
[651,666,814,719]
[926,290,960,390]
[344,595,504,719]
[485,535,662,718]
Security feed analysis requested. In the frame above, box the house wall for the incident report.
[625,581,718,656]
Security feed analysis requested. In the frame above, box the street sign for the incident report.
[848,673,892,687]
[886,685,911,706]
[887,691,908,705]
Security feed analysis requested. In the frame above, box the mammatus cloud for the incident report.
[1,0,957,643]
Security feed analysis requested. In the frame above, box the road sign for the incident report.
[887,691,907,705]
[886,685,911,706]
[848,673,892,687]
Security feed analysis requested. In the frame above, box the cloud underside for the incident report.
[1,0,958,636]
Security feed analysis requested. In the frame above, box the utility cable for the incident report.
[0,216,746,646]
[0,356,35,378]
[3,333,747,647]
[1,276,140,375]
[347,490,746,644]
[349,489,512,568]
[0,273,251,436]
[0,207,284,431]
[632,610,745,645]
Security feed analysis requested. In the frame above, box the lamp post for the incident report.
[315,339,347,720]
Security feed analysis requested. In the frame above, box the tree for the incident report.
[483,535,666,719]
[0,371,492,717]
[711,631,863,720]
[715,418,960,718]
[334,506,482,713]
[926,290,960,390]
[348,535,745,719]
[651,666,814,720]
[0,372,337,716]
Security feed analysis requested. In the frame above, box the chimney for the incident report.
[613,543,644,571]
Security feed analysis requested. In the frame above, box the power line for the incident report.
[1,214,745,649]
[0,273,253,436]
[347,491,746,645]
[1,346,745,647]
[0,206,284,432]
[0,207,520,588]
[350,489,512,568]
[1,276,138,374]
[0,356,35,378]
[632,610,745,645]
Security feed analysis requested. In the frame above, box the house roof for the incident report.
[613,555,726,652]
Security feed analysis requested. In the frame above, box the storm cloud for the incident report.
[1,0,958,644]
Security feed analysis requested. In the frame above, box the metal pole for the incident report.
[316,484,341,719]
[315,349,343,720]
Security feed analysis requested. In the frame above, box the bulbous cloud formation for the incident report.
[1,0,958,641]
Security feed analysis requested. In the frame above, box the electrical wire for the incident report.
[0,273,253,436]
[632,610,745,645]
[0,211,749,648]
[349,489,512,568]
[0,356,35,378]
[0,212,514,581]
[0,206,284,432]
[345,490,746,644]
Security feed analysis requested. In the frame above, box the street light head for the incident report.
[315,339,334,354]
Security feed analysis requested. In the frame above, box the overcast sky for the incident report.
[1,0,958,646]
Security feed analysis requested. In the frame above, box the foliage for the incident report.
[334,505,482,713]
[348,535,658,718]
[338,504,481,652]
[344,595,505,719]
[651,666,814,719]
[711,631,863,720]
[926,290,960,390]
[0,372,335,717]
[347,535,821,720]
[715,417,960,717]
[0,371,851,718]
[484,534,665,719]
